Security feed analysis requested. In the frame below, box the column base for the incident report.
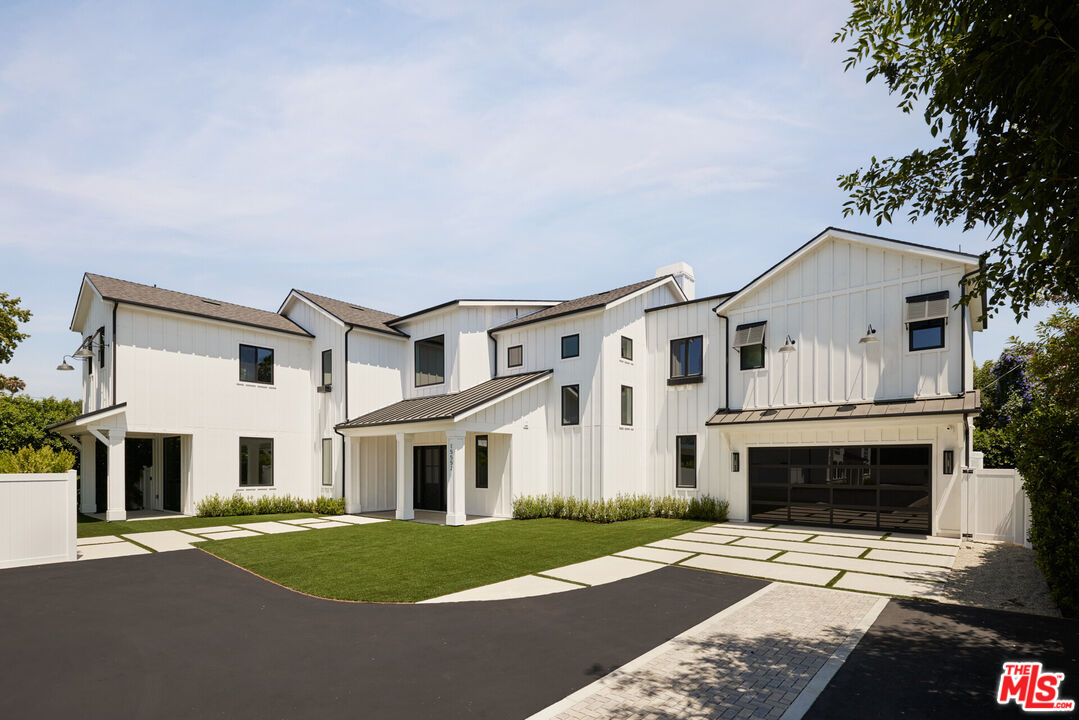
[396,507,415,521]
[445,512,467,527]
[105,509,127,522]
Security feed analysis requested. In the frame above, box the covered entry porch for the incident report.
[48,403,192,522]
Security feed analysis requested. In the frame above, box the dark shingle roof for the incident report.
[706,392,981,426]
[84,274,312,338]
[338,370,552,428]
[644,291,738,314]
[491,277,675,333]
[292,290,406,338]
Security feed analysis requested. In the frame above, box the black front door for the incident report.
[125,438,153,511]
[163,436,182,512]
[414,445,446,511]
[94,439,108,513]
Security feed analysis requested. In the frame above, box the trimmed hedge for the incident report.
[0,445,76,473]
[196,492,345,518]
[512,493,728,524]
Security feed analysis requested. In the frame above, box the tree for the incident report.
[972,351,1033,467]
[834,1,1079,320]
[0,395,82,459]
[0,291,31,364]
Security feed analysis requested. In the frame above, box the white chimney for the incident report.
[655,261,695,300]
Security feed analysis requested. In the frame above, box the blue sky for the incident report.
[1,0,1052,400]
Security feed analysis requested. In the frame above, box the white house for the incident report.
[50,227,986,536]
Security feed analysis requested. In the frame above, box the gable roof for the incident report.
[337,370,552,428]
[386,299,562,327]
[82,274,312,338]
[644,291,738,314]
[712,227,981,314]
[290,290,407,338]
[490,276,680,333]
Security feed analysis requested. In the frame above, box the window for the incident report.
[415,335,445,387]
[321,349,332,388]
[239,344,274,384]
[321,438,333,486]
[507,345,523,368]
[561,384,580,425]
[621,336,633,361]
[561,334,580,359]
[621,385,633,426]
[733,321,766,370]
[676,436,697,488]
[909,319,946,351]
[97,327,106,367]
[239,437,273,486]
[86,337,92,377]
[476,435,489,488]
[669,336,703,383]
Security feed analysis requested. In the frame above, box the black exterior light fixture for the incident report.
[943,449,955,475]
[732,451,740,473]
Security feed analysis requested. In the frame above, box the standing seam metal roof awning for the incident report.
[337,370,552,429]
[706,392,980,426]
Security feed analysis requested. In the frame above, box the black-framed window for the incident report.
[621,385,633,426]
[321,349,332,388]
[507,345,523,368]
[97,326,106,366]
[476,435,489,488]
[239,437,273,486]
[321,438,333,486]
[86,337,93,377]
[561,384,580,425]
[239,344,274,384]
[734,321,766,371]
[415,335,445,387]
[670,336,703,383]
[677,435,697,488]
[740,343,765,370]
[621,336,633,361]
[561,334,580,359]
[909,318,945,351]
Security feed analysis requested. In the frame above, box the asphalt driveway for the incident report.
[0,550,764,720]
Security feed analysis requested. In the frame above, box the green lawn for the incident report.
[201,517,709,602]
[76,512,321,538]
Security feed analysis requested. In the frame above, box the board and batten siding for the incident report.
[645,299,727,499]
[75,289,114,413]
[724,238,976,410]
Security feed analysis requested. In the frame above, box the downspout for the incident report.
[716,313,730,411]
[335,325,352,500]
[959,280,970,466]
[111,302,118,405]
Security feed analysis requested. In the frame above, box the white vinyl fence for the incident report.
[962,466,1031,547]
[0,470,77,570]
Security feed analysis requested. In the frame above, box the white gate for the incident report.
[961,465,1030,546]
[0,470,77,570]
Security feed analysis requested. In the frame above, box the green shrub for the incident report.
[0,445,76,473]
[195,492,344,518]
[512,493,728,524]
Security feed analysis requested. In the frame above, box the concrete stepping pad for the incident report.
[614,546,696,564]
[776,552,950,582]
[698,526,814,542]
[233,521,309,534]
[773,525,886,540]
[885,533,962,547]
[330,515,389,525]
[77,541,150,561]
[865,548,955,567]
[121,530,204,552]
[183,526,239,535]
[807,536,956,555]
[714,522,773,530]
[650,539,777,560]
[733,537,865,557]
[673,531,735,545]
[280,518,330,526]
[419,575,579,603]
[195,529,260,540]
[76,536,128,546]
[304,520,351,529]
[834,572,942,598]
[541,556,662,587]
[681,554,839,586]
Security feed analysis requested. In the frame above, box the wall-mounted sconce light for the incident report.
[56,357,76,371]
[778,335,797,354]
[732,452,740,472]
[859,324,879,344]
[943,449,954,475]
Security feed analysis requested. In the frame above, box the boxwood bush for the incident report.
[195,492,344,517]
[512,493,728,524]
[0,445,76,473]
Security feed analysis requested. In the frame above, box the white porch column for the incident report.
[79,434,96,514]
[343,436,358,514]
[106,429,126,522]
[445,431,467,527]
[395,432,414,520]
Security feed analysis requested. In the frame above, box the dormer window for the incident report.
[733,321,766,370]
[415,335,445,387]
[507,344,523,368]
[905,291,948,351]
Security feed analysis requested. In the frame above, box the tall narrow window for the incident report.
[621,336,633,361]
[321,349,332,388]
[676,435,697,488]
[561,334,580,359]
[321,438,333,486]
[475,435,489,488]
[239,344,274,384]
[507,345,523,368]
[415,335,445,387]
[621,385,633,426]
[239,437,274,486]
[561,384,580,425]
[669,336,703,383]
[97,326,106,367]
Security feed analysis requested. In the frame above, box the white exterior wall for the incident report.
[73,288,114,413]
[114,305,314,512]
[724,238,977,409]
[645,300,727,498]
[0,470,77,569]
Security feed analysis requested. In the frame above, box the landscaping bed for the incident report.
[200,517,709,602]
